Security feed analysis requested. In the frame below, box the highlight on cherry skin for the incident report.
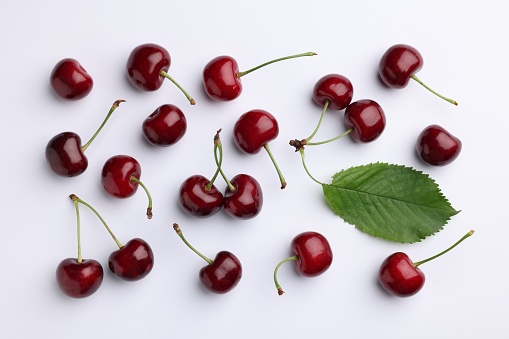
[273,231,333,296]
[172,223,242,294]
[45,99,125,177]
[378,230,474,297]
[50,58,93,100]
[416,124,462,166]
[126,43,195,105]
[378,44,457,105]
[202,51,316,101]
[142,104,187,147]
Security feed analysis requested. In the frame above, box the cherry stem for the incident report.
[81,99,125,152]
[410,74,458,106]
[72,197,83,264]
[205,129,224,191]
[237,52,317,78]
[69,194,123,249]
[173,223,213,264]
[159,70,196,105]
[264,143,287,189]
[129,177,153,219]
[273,255,299,296]
[298,149,325,186]
[306,100,329,142]
[305,128,353,146]
[413,230,475,267]
[212,131,236,192]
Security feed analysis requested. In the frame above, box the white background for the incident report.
[1,1,507,338]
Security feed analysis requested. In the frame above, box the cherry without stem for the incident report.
[50,58,93,100]
[416,124,462,166]
[142,104,187,147]
[45,99,124,177]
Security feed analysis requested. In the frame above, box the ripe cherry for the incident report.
[50,58,93,100]
[203,52,316,101]
[173,223,242,294]
[179,175,223,217]
[45,99,124,177]
[379,230,474,297]
[101,155,154,219]
[142,104,187,147]
[233,109,286,189]
[344,99,386,143]
[378,44,457,105]
[126,43,195,105]
[274,231,333,295]
[223,174,263,219]
[416,124,462,166]
[312,73,353,110]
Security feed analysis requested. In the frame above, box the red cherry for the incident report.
[50,58,93,100]
[344,99,386,143]
[142,104,187,147]
[233,109,286,189]
[416,124,462,166]
[56,258,104,298]
[173,223,242,294]
[126,43,195,104]
[108,238,154,281]
[312,74,353,110]
[179,175,223,218]
[223,174,263,219]
[273,231,333,295]
[45,99,124,177]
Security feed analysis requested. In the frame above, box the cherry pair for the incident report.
[56,195,154,299]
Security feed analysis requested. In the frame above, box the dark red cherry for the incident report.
[50,58,93,100]
[200,251,242,294]
[101,155,141,198]
[142,104,187,147]
[46,132,88,177]
[344,99,386,142]
[179,175,223,218]
[203,56,241,101]
[108,238,154,281]
[312,74,353,110]
[416,124,462,166]
[223,174,263,219]
[56,258,103,298]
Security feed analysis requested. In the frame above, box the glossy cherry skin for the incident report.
[344,99,386,142]
[108,238,154,281]
[179,175,224,218]
[223,174,263,219]
[199,251,242,294]
[233,109,278,154]
[126,43,170,91]
[142,104,187,147]
[291,231,333,277]
[202,55,241,101]
[379,252,425,297]
[312,74,353,110]
[45,132,88,177]
[416,124,462,166]
[101,155,141,198]
[379,44,423,88]
[50,58,93,100]
[56,258,103,298]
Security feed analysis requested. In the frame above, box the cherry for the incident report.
[273,231,333,295]
[378,44,457,105]
[45,99,124,177]
[416,124,462,166]
[173,223,242,294]
[101,155,154,219]
[379,230,474,297]
[312,73,353,110]
[50,58,93,100]
[223,174,263,219]
[70,194,154,281]
[126,43,195,105]
[142,104,187,147]
[203,51,316,101]
[233,109,286,189]
[344,99,386,143]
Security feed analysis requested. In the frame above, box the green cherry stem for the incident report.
[413,230,475,267]
[212,130,236,192]
[411,74,458,106]
[306,99,329,142]
[129,177,153,219]
[159,70,196,105]
[205,129,225,191]
[264,143,287,189]
[81,99,125,152]
[273,255,299,296]
[173,223,212,264]
[299,149,325,186]
[237,52,317,78]
[305,128,353,146]
[72,197,83,264]
[70,194,123,249]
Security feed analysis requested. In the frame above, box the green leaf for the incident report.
[322,162,459,243]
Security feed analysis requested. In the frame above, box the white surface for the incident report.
[1,1,506,338]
